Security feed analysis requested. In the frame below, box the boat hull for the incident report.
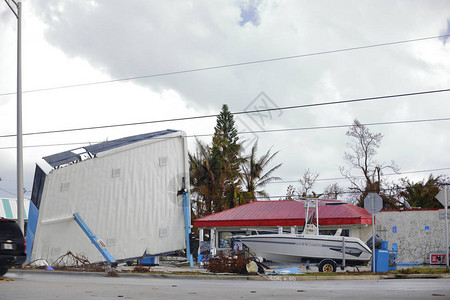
[238,234,372,266]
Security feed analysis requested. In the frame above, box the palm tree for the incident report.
[189,105,283,216]
[189,139,221,217]
[241,141,282,204]
[399,175,449,209]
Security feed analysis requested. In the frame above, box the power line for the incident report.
[271,167,450,184]
[0,187,17,197]
[0,116,449,149]
[237,117,450,135]
[0,34,448,97]
[191,182,450,202]
[0,87,449,139]
[0,141,96,150]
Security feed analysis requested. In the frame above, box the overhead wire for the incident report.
[190,183,450,202]
[0,116,449,150]
[2,35,449,198]
[271,167,450,184]
[1,171,447,199]
[0,187,17,197]
[0,34,448,97]
[0,87,449,139]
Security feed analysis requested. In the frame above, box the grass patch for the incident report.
[281,267,450,276]
[392,267,449,274]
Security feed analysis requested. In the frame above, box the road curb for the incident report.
[7,269,450,281]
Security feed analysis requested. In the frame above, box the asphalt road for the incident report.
[2,271,450,299]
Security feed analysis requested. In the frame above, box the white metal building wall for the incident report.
[31,131,189,263]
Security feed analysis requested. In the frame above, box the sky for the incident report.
[0,0,449,202]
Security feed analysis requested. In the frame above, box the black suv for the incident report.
[0,219,26,276]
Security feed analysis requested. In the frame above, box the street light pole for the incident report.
[4,0,24,234]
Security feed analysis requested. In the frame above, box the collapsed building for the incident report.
[26,130,192,265]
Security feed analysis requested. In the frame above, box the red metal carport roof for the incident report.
[193,200,372,228]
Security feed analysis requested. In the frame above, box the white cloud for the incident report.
[1,0,450,199]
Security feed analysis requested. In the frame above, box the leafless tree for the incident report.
[339,119,398,207]
[284,184,296,200]
[284,169,320,199]
[298,169,319,197]
[323,183,344,199]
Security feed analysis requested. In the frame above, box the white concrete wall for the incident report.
[376,209,449,264]
[350,225,373,244]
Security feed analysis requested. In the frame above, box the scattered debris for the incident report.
[26,251,106,272]
[52,251,107,272]
[246,261,258,275]
[0,278,15,282]
[26,258,51,269]
[106,270,119,277]
[132,266,151,273]
[203,251,253,274]
[126,261,135,266]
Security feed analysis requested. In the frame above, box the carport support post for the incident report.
[446,186,449,268]
[315,199,319,235]
[182,191,194,268]
[210,228,216,255]
[198,228,204,259]
[371,194,376,273]
[342,236,346,269]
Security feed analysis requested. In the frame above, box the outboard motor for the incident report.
[366,234,383,249]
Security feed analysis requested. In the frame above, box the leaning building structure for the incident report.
[27,130,191,264]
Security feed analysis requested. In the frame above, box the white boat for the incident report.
[238,232,372,266]
[237,200,372,269]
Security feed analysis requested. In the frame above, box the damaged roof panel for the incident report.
[43,129,179,168]
[84,129,178,155]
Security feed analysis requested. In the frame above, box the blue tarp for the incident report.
[268,267,302,275]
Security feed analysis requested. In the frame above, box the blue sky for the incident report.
[240,0,260,26]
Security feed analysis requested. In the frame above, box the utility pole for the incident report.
[4,0,24,233]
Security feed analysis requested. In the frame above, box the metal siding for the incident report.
[0,198,30,220]
[1,199,13,219]
[31,131,188,263]
[0,200,4,218]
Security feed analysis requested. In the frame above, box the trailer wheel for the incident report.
[318,259,337,273]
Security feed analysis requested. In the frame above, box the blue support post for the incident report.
[183,191,194,268]
[73,213,116,264]
[25,201,39,263]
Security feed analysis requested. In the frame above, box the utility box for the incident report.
[372,241,397,272]
[388,243,398,271]
[373,249,389,272]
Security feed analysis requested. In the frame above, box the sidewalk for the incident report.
[8,262,450,281]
